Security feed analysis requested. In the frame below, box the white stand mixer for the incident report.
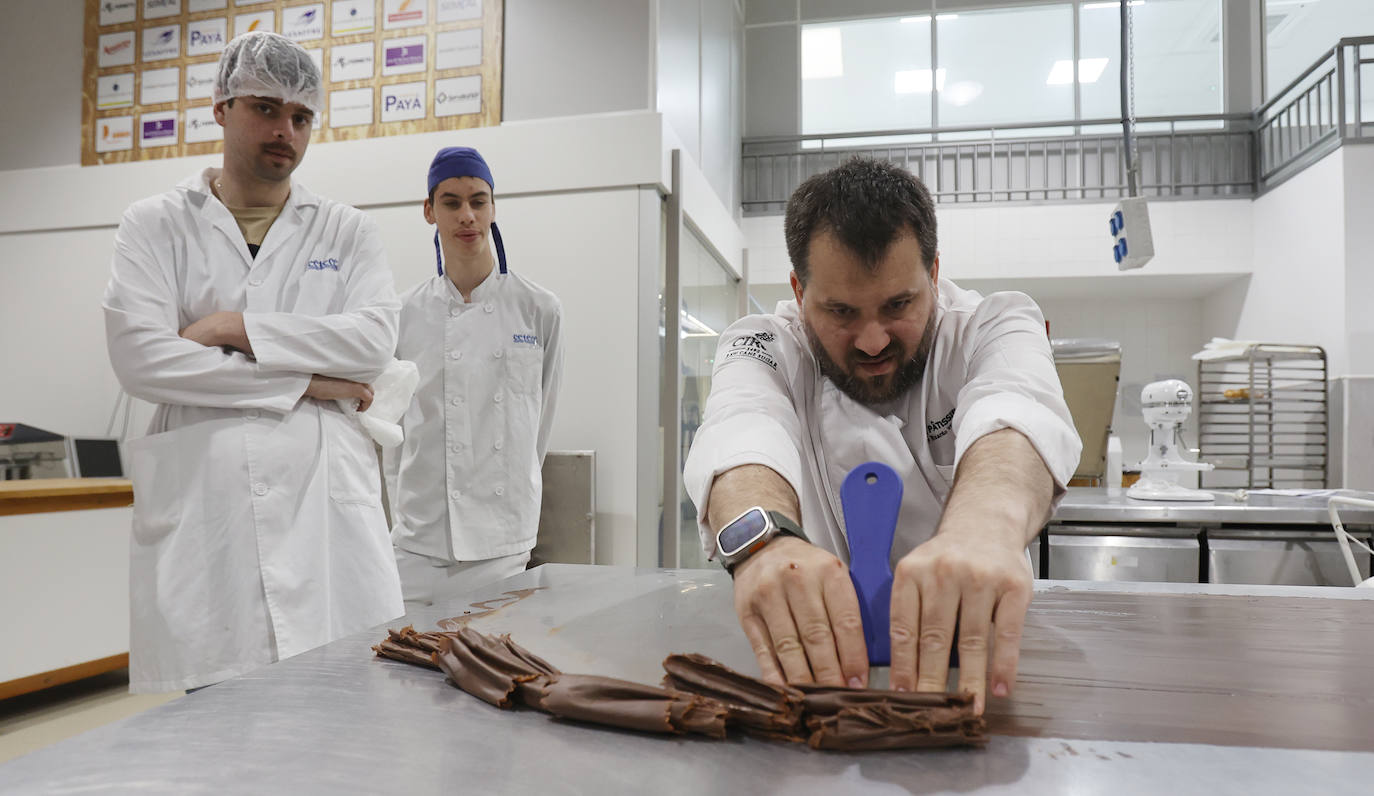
[1127,379,1215,502]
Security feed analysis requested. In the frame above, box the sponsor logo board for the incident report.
[380,81,425,122]
[142,24,181,62]
[382,35,425,76]
[184,105,223,142]
[140,66,181,105]
[329,87,373,128]
[99,31,136,68]
[96,115,135,153]
[187,17,228,56]
[97,73,135,110]
[435,28,481,71]
[331,0,375,35]
[330,42,374,82]
[139,111,179,148]
[434,75,481,117]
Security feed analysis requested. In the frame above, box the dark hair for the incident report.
[784,158,938,285]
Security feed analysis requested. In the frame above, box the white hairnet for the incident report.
[212,31,323,115]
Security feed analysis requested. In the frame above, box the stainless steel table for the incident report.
[1055,487,1374,524]
[2,565,1371,795]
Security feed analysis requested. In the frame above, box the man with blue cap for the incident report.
[385,147,565,606]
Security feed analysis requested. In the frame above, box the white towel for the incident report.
[336,359,419,449]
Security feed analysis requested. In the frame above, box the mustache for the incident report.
[850,342,903,365]
[262,143,296,158]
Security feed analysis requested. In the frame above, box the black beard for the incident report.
[805,311,936,406]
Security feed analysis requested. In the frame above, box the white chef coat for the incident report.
[104,169,405,693]
[385,269,563,562]
[683,278,1081,565]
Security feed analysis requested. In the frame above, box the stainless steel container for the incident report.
[1207,529,1372,587]
[1047,524,1201,583]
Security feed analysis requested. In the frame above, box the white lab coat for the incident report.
[385,270,563,562]
[683,278,1081,565]
[104,169,405,693]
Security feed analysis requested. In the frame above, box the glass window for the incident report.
[936,5,1075,129]
[1266,0,1374,100]
[677,227,739,569]
[1080,0,1223,122]
[801,15,934,135]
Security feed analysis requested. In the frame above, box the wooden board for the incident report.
[0,479,134,517]
[0,655,129,701]
[82,0,503,166]
[989,589,1374,752]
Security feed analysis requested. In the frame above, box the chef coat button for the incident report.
[449,351,462,361]
[451,397,462,406]
[493,350,503,359]
[494,440,503,451]
[494,486,504,496]
[249,277,263,287]
[450,490,461,501]
[245,409,260,420]
[483,303,494,313]
[451,443,462,453]
[253,483,268,496]
[449,307,460,318]
[493,394,503,404]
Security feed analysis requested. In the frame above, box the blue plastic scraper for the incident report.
[840,461,902,668]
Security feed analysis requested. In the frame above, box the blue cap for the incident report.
[427,146,506,276]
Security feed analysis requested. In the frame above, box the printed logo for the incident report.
[187,18,227,56]
[435,28,481,70]
[512,334,539,346]
[143,0,179,18]
[139,112,178,148]
[236,10,274,36]
[722,332,779,370]
[434,75,480,117]
[332,0,375,35]
[380,81,425,121]
[184,105,223,142]
[925,408,955,442]
[142,119,175,139]
[96,116,135,153]
[100,31,136,66]
[328,87,373,128]
[384,0,426,28]
[185,61,218,99]
[437,0,481,23]
[330,42,374,81]
[285,4,325,42]
[101,0,137,26]
[142,24,181,61]
[307,257,341,271]
[97,73,135,109]
[140,67,180,105]
[382,36,425,75]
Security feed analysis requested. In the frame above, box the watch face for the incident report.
[718,508,770,556]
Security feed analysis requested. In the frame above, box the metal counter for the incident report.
[1,565,1371,795]
[1054,487,1374,525]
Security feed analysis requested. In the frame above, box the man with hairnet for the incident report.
[103,32,404,693]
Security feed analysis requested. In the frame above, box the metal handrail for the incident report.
[742,37,1372,209]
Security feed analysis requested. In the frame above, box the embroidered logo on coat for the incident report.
[926,408,955,441]
[512,333,538,345]
[306,258,341,271]
[721,331,779,371]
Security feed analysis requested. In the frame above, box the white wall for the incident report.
[1202,147,1347,376]
[0,0,82,171]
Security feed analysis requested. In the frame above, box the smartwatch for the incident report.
[715,506,808,575]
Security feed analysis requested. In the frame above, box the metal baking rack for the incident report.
[1196,344,1327,489]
